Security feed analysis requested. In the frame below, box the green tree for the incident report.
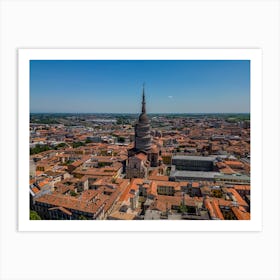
[179,204,188,213]
[70,190,77,197]
[116,118,123,125]
[72,141,85,148]
[98,162,108,167]
[64,159,74,165]
[30,144,51,155]
[212,189,223,198]
[79,215,87,220]
[30,210,41,220]
[56,142,67,148]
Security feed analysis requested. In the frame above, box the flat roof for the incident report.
[170,170,250,181]
[215,174,250,181]
[170,170,220,179]
[172,155,216,161]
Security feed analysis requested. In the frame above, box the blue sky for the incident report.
[30,60,250,113]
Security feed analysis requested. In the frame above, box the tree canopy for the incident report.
[30,210,41,220]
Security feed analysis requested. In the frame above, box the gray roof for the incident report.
[215,174,250,181]
[172,155,216,161]
[170,170,250,182]
[170,170,220,179]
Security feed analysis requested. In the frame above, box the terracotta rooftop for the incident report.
[204,198,224,220]
[233,185,250,191]
[232,206,250,220]
[148,175,169,181]
[119,179,139,202]
[135,153,147,161]
[35,193,105,215]
[226,188,248,208]
[31,187,40,194]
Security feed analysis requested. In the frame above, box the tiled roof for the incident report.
[135,153,147,161]
[204,198,224,220]
[232,206,250,220]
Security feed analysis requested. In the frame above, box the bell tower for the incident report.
[134,85,152,152]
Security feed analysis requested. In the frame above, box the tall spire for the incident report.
[142,83,146,113]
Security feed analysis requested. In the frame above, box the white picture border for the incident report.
[18,48,262,232]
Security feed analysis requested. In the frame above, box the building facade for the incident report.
[171,155,215,171]
[126,153,149,179]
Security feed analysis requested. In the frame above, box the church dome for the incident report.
[139,113,149,123]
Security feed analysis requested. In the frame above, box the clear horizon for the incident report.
[30,60,250,114]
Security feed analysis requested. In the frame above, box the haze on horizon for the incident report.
[30,60,250,114]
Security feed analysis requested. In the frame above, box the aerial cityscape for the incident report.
[29,60,250,220]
